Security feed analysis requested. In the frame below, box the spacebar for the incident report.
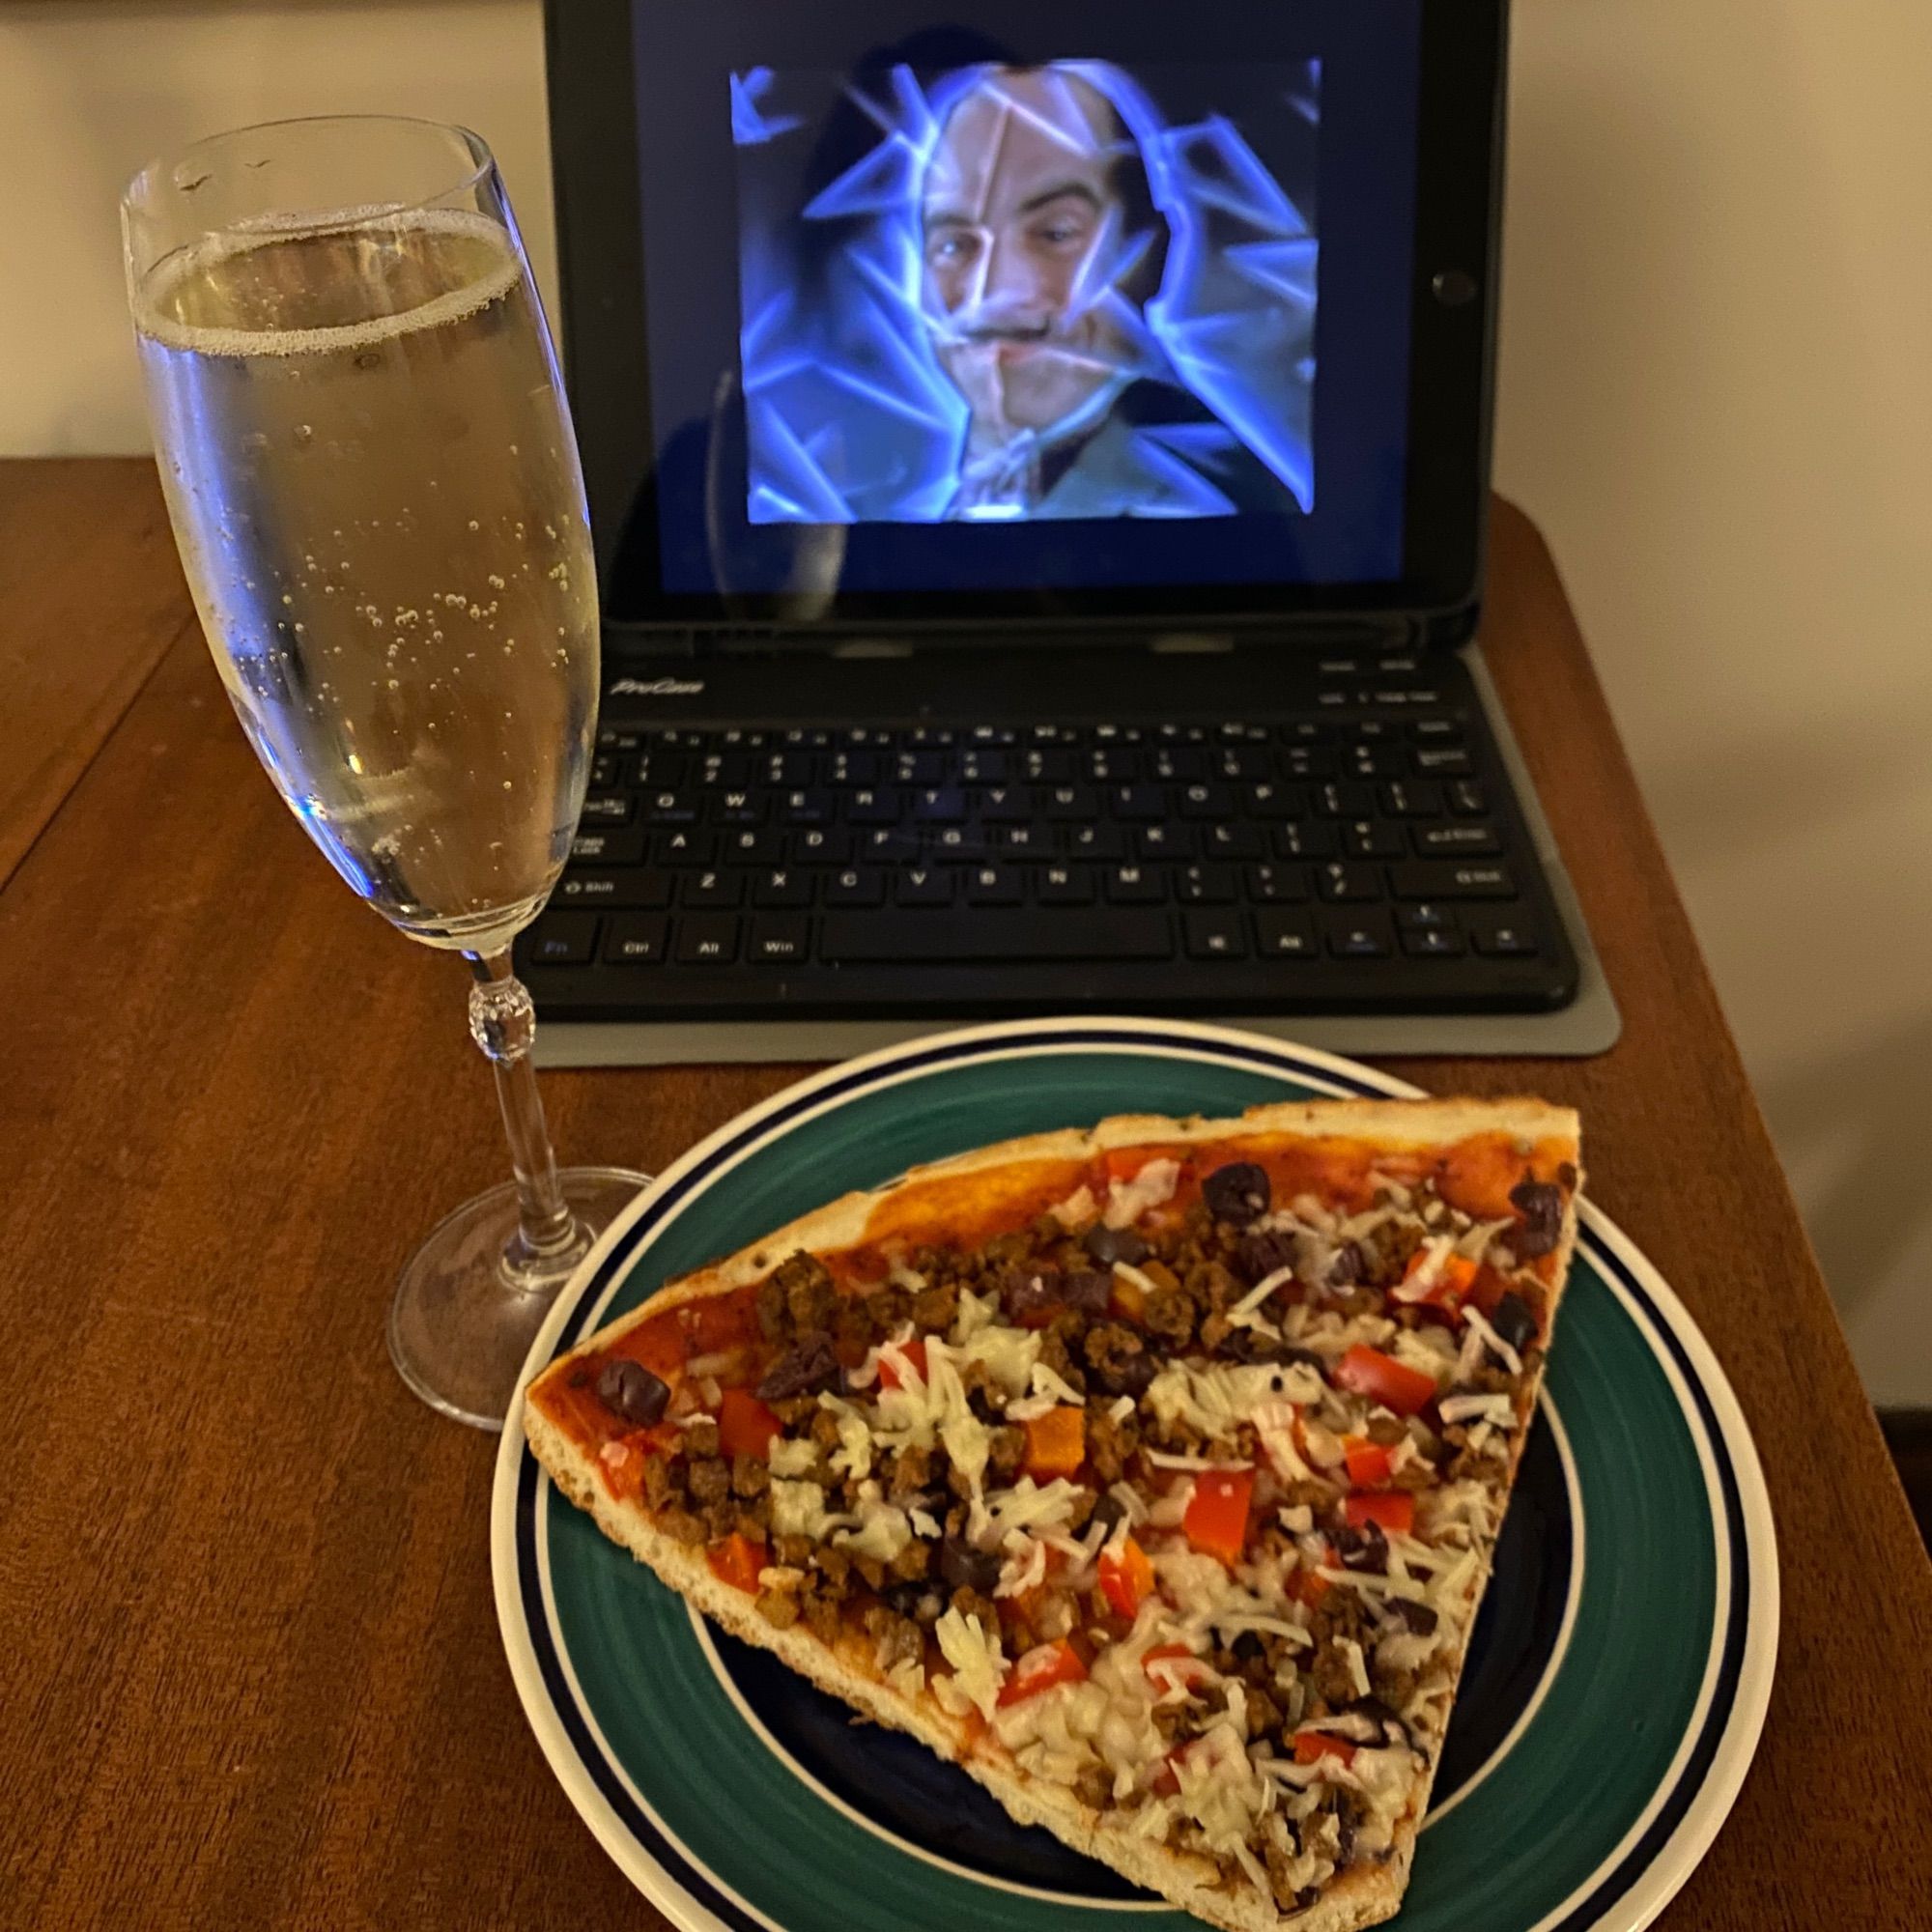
[819,908,1173,964]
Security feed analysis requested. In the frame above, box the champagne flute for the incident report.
[123,116,647,1430]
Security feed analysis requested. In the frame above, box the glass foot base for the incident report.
[387,1165,651,1432]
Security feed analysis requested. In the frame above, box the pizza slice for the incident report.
[524,1096,1581,1932]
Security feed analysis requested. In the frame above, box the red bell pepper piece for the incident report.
[1182,1468,1255,1565]
[1023,1406,1087,1480]
[876,1336,927,1392]
[1342,1436,1395,1490]
[706,1531,765,1595]
[716,1386,782,1460]
[1345,1491,1416,1535]
[997,1637,1088,1707]
[1097,1537,1154,1618]
[1334,1344,1437,1418]
[1293,1731,1357,1769]
[1400,1247,1480,1315]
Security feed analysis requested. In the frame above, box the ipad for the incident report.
[545,0,1507,638]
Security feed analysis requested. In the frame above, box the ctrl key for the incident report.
[603,915,668,965]
[526,911,599,965]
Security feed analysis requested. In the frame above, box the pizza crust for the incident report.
[524,1096,1583,1930]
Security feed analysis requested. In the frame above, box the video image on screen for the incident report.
[731,58,1321,526]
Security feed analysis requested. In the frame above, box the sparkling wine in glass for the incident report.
[123,116,647,1429]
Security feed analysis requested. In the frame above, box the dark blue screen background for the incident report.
[629,2,1421,600]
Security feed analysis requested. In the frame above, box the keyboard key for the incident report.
[788,827,850,865]
[1321,909,1394,958]
[681,868,743,909]
[579,792,633,825]
[1279,746,1336,780]
[722,828,784,867]
[713,789,766,824]
[1396,900,1458,931]
[1255,909,1318,957]
[643,789,698,825]
[749,916,811,964]
[1402,926,1465,958]
[1412,746,1473,776]
[978,785,1032,824]
[1379,781,1443,817]
[753,867,814,908]
[1184,911,1246,960]
[967,866,1024,906]
[1038,864,1095,905]
[1472,917,1538,956]
[555,869,672,910]
[1343,747,1405,779]
[957,751,1008,784]
[1108,783,1167,820]
[587,756,615,789]
[1137,823,1196,861]
[1344,821,1405,860]
[1106,864,1165,904]
[896,867,954,906]
[1313,781,1375,817]
[847,788,901,825]
[819,909,1172,963]
[1273,821,1338,860]
[780,788,833,825]
[1149,748,1207,782]
[674,914,740,964]
[912,786,968,822]
[570,828,645,867]
[825,867,886,907]
[1245,781,1304,819]
[996,824,1050,856]
[1410,717,1463,741]
[526,912,598,965]
[1178,864,1236,905]
[1246,863,1310,903]
[651,828,713,867]
[1279,721,1331,743]
[1065,823,1126,862]
[928,825,979,860]
[1414,822,1501,857]
[1448,781,1490,816]
[596,726,640,751]
[1316,862,1382,902]
[890,751,946,784]
[602,915,668,964]
[859,826,921,863]
[825,751,880,786]
[1390,863,1518,899]
[1203,823,1264,860]
[1043,785,1098,822]
[1178,783,1233,820]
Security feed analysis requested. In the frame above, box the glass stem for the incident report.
[467,949,578,1274]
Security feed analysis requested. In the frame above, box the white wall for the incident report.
[3,2,1928,1401]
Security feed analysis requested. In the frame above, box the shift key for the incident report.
[1390,862,1518,899]
[819,908,1171,963]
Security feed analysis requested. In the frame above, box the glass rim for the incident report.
[121,113,494,226]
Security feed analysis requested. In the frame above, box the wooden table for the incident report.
[2,458,1926,1928]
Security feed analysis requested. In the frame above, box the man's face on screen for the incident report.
[921,68,1143,436]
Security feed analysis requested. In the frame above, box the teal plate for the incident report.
[494,1019,1776,1932]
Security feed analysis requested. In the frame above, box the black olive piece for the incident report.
[595,1357,670,1427]
[1232,1631,1265,1663]
[1385,1597,1438,1636]
[1279,1347,1328,1379]
[1083,1223,1149,1268]
[755,1330,841,1402]
[1331,1794,1359,1868]
[938,1534,1002,1595]
[1235,1227,1296,1287]
[1489,1292,1538,1355]
[1333,1520,1389,1575]
[1326,1241,1365,1290]
[1097,1351,1155,1398]
[1000,1266,1063,1323]
[1219,1327,1284,1365]
[1062,1269,1113,1314]
[1089,1492,1129,1539]
[1340,1695,1411,1747]
[1203,1160,1271,1228]
[1508,1179,1564,1258]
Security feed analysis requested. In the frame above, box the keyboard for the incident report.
[517,653,1579,1022]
